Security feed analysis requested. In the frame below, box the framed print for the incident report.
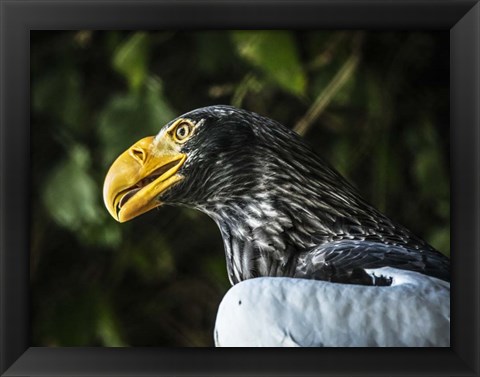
[1,0,479,376]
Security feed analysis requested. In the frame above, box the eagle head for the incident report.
[103,105,297,222]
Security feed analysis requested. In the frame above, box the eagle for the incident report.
[103,105,450,347]
[103,105,450,287]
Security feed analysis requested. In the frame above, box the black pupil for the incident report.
[177,125,187,138]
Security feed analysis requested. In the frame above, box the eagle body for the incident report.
[104,105,450,286]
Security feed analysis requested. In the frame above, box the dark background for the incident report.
[30,30,449,347]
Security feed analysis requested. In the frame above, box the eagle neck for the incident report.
[203,198,303,285]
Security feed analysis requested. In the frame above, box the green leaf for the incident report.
[96,299,127,346]
[43,145,100,230]
[42,144,122,248]
[113,32,150,91]
[231,31,306,96]
[97,76,176,166]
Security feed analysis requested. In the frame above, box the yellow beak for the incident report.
[103,136,186,222]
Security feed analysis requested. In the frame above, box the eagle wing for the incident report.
[295,240,450,285]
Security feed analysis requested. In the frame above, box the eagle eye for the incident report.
[172,121,193,143]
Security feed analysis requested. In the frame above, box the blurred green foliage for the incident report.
[31,31,449,347]
[232,31,307,96]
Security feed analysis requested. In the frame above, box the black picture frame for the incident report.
[1,0,479,376]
